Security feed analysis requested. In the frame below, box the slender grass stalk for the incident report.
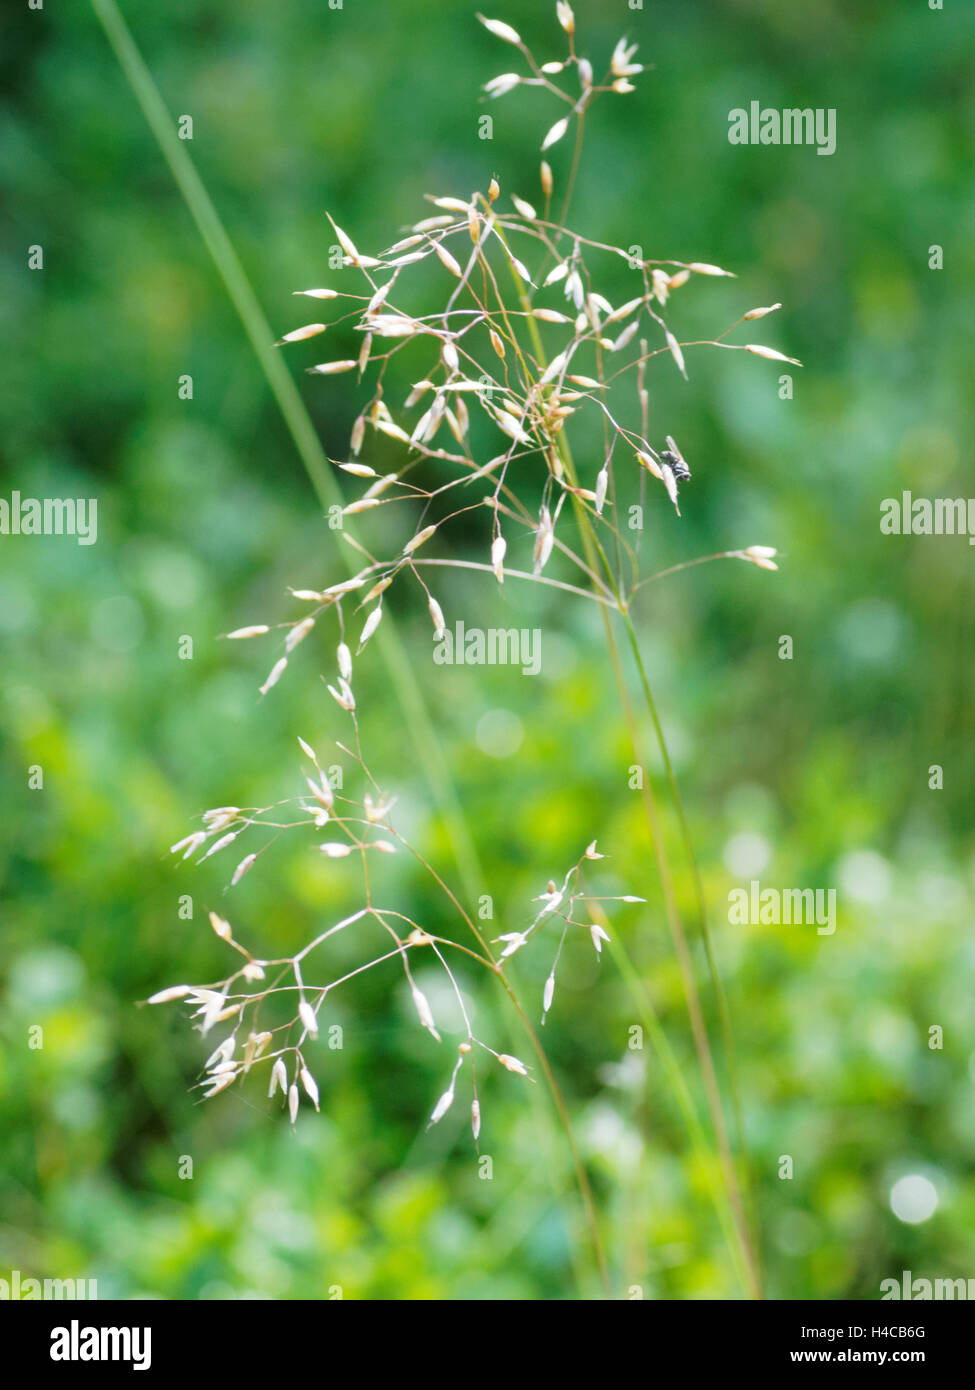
[498,241,763,1298]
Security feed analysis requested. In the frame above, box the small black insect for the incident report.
[658,434,691,482]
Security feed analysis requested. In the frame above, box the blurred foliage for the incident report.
[2,0,974,1300]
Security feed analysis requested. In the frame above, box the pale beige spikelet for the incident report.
[595,465,609,514]
[300,1066,320,1111]
[478,15,522,45]
[484,72,521,98]
[428,595,446,638]
[410,983,441,1041]
[665,330,687,379]
[147,984,193,1005]
[319,841,354,858]
[744,343,802,365]
[491,534,507,582]
[328,216,361,266]
[497,1053,529,1075]
[589,923,610,954]
[686,261,734,277]
[259,656,288,695]
[299,999,319,1037]
[277,323,326,345]
[209,911,233,941]
[285,616,315,652]
[201,830,238,860]
[532,507,555,575]
[309,359,358,375]
[434,241,463,277]
[268,1057,287,1099]
[542,116,570,151]
[743,303,782,321]
[429,1086,455,1125]
[741,544,779,571]
[404,524,437,554]
[358,604,383,649]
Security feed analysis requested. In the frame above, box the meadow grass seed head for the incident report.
[225,624,270,639]
[743,303,782,320]
[288,1083,300,1123]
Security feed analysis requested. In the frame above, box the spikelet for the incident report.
[478,15,522,45]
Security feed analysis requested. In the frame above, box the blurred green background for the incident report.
[2,0,974,1300]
